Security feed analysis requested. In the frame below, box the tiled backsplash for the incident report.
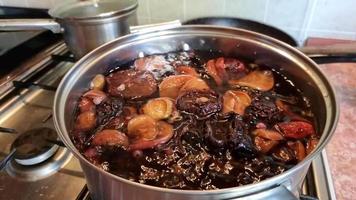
[1,0,355,44]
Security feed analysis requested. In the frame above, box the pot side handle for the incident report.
[0,19,62,33]
[228,185,298,200]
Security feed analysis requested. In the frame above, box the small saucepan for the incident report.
[0,0,138,58]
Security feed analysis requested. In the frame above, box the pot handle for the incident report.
[0,19,62,33]
[228,185,298,200]
[130,20,181,34]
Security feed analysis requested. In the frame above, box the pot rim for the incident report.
[48,0,138,20]
[53,25,339,195]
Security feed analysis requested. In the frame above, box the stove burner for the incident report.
[6,147,72,181]
[11,127,59,166]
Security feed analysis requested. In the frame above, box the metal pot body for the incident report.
[54,26,338,200]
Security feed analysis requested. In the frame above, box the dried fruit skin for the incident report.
[229,70,274,91]
[83,90,107,105]
[90,74,106,91]
[159,75,195,99]
[222,90,251,115]
[277,121,315,139]
[92,129,129,147]
[142,97,174,120]
[106,69,157,99]
[177,90,221,119]
[129,121,173,151]
[78,97,95,113]
[253,129,284,141]
[176,65,199,77]
[254,136,279,153]
[127,115,157,141]
[75,111,96,131]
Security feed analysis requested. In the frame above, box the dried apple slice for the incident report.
[229,70,274,91]
[127,115,157,141]
[142,97,174,120]
[222,90,251,115]
[159,75,195,99]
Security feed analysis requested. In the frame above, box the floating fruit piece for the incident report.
[254,136,279,153]
[206,59,223,86]
[78,97,95,113]
[83,89,107,105]
[276,121,315,139]
[92,129,129,147]
[90,74,106,91]
[306,137,319,155]
[159,75,194,99]
[127,115,157,141]
[129,121,173,151]
[106,69,157,99]
[179,77,210,95]
[177,90,221,119]
[176,65,199,77]
[159,75,209,99]
[253,128,284,141]
[229,70,274,91]
[75,111,96,131]
[134,55,173,79]
[142,97,174,120]
[287,141,306,162]
[222,90,251,115]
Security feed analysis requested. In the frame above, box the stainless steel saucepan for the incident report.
[0,0,138,58]
[53,25,339,200]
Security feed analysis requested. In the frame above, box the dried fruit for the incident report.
[222,90,251,115]
[229,70,274,91]
[253,129,284,141]
[287,141,306,161]
[142,97,174,120]
[75,111,96,131]
[176,65,199,77]
[78,97,95,113]
[92,129,129,147]
[106,69,157,99]
[276,121,315,139]
[177,90,221,118]
[90,74,106,91]
[127,115,157,141]
[83,90,107,105]
[159,75,209,99]
[254,136,279,153]
[129,121,174,151]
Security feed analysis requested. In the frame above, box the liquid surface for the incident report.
[71,51,319,190]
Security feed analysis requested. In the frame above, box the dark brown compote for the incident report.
[71,52,319,190]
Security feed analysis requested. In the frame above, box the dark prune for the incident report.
[245,97,283,126]
[206,113,256,157]
[96,97,124,125]
[176,90,221,119]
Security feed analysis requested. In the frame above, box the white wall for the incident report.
[1,0,355,45]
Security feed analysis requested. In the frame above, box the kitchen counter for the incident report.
[307,38,356,200]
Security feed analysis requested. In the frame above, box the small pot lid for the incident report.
[49,0,138,20]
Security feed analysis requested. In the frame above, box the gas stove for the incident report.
[0,35,336,200]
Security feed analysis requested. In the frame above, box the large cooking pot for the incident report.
[0,0,138,58]
[53,25,339,200]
